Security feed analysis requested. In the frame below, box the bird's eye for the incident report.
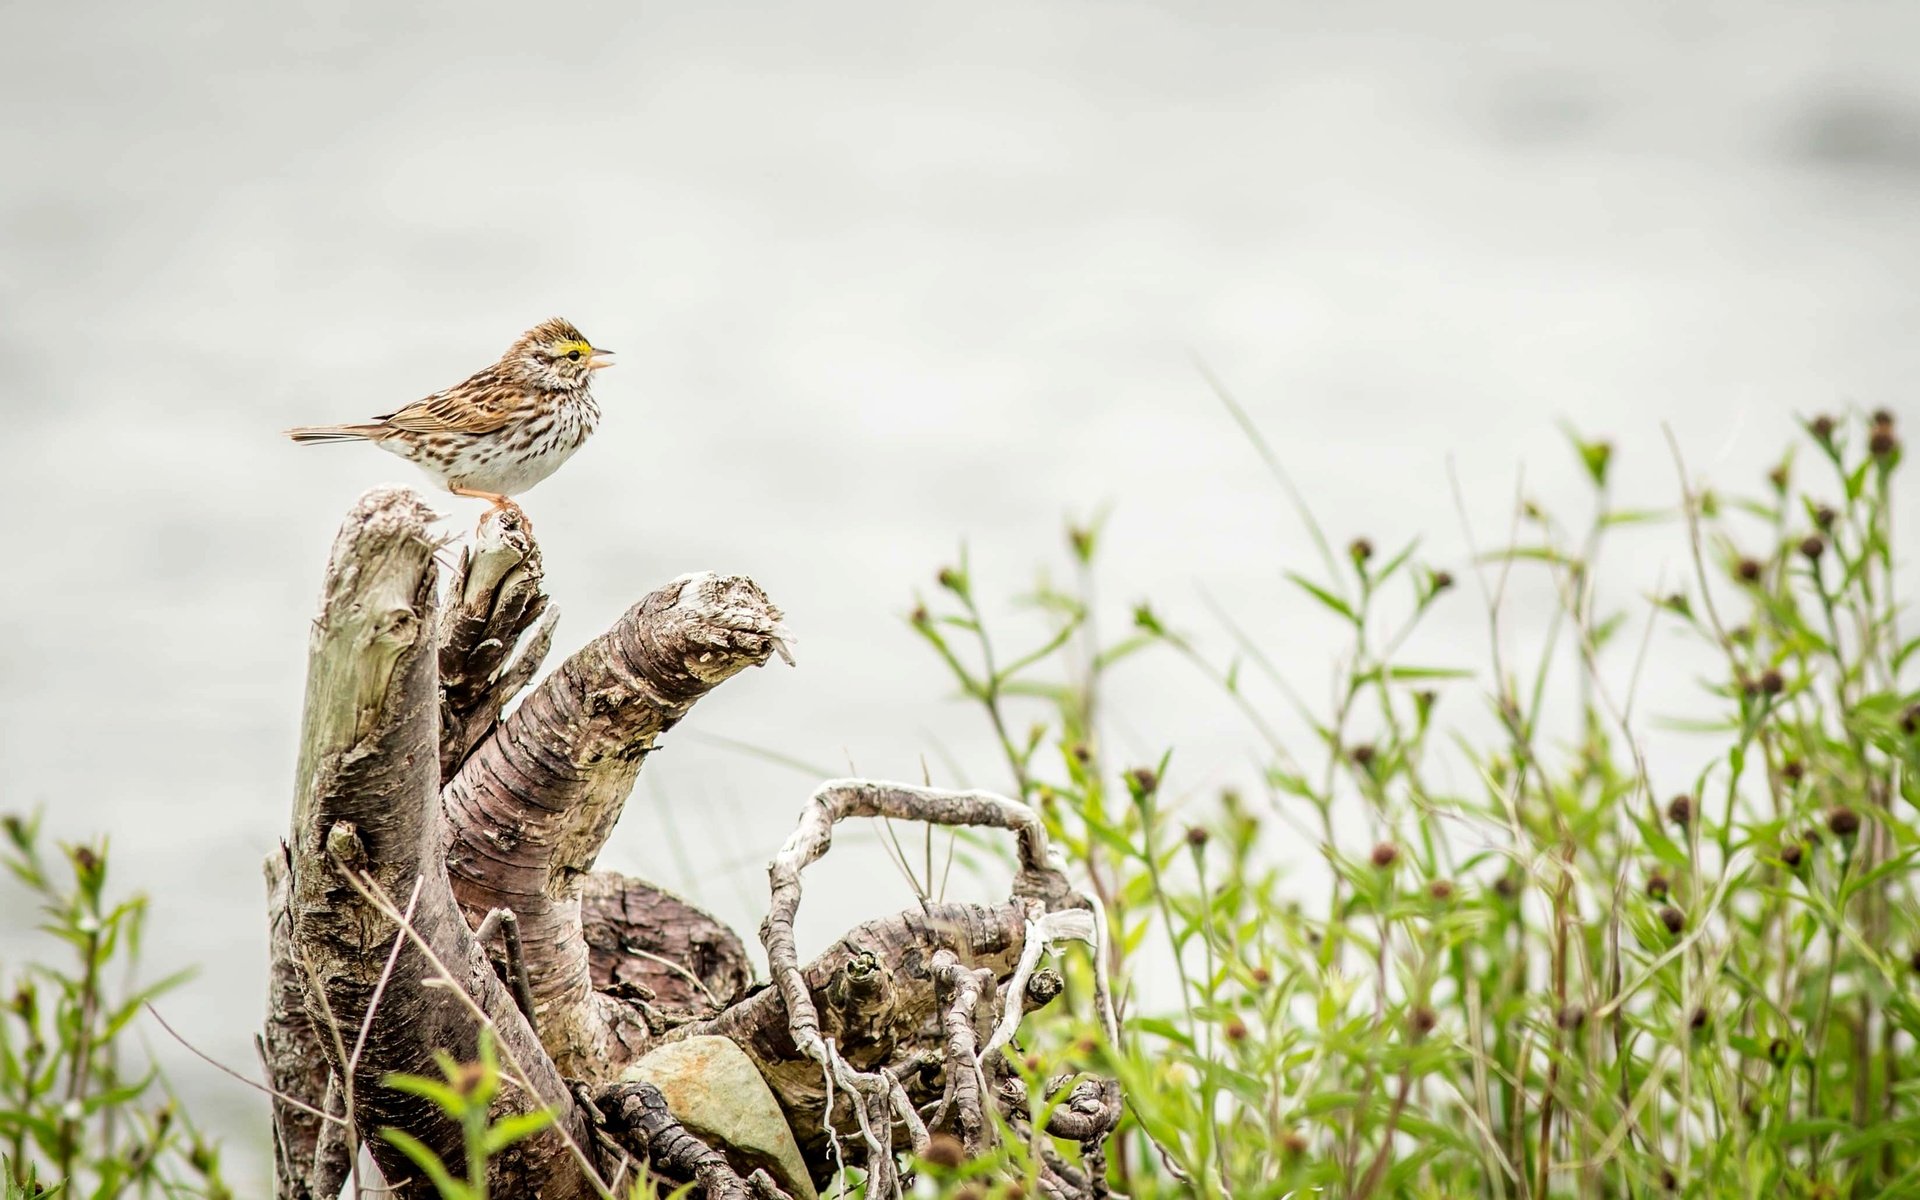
[567,350,581,361]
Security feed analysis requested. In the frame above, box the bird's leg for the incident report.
[449,485,530,533]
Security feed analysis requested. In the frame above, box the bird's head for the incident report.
[507,318,613,390]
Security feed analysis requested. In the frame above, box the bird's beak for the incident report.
[588,348,615,369]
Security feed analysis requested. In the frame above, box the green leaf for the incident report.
[1284,573,1355,622]
[379,1127,471,1200]
[479,1110,556,1157]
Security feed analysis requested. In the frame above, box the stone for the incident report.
[620,1035,816,1199]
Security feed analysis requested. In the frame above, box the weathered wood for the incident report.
[281,487,599,1199]
[581,871,754,1011]
[269,489,1119,1199]
[440,572,791,1079]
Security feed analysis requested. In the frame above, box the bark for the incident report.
[441,570,790,1079]
[581,871,753,1012]
[280,487,598,1199]
[437,504,555,784]
[262,850,349,1200]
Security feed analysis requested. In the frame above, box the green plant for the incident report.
[0,813,228,1197]
[909,408,1918,1197]
[376,1030,556,1200]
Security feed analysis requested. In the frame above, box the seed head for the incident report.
[920,1133,967,1169]
[1735,557,1763,583]
[1646,871,1670,900]
[1767,1037,1790,1065]
[1409,1006,1437,1037]
[1125,766,1159,797]
[1782,759,1806,783]
[1250,965,1272,985]
[1768,464,1789,492]
[1494,875,1521,900]
[1431,570,1454,592]
[1810,414,1837,442]
[1901,704,1920,735]
[1666,794,1693,827]
[1349,537,1374,563]
[1814,504,1837,530]
[1428,879,1455,902]
[1556,1004,1586,1031]
[1281,1130,1310,1154]
[1780,841,1805,870]
[1224,1017,1249,1043]
[1872,408,1896,428]
[1799,534,1826,562]
[936,566,963,592]
[909,604,930,628]
[1759,668,1785,696]
[1659,906,1686,935]
[1870,428,1899,458]
[1185,826,1210,849]
[1689,1006,1708,1031]
[1827,805,1860,837]
[1370,842,1399,869]
[1350,743,1377,768]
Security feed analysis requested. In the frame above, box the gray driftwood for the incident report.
[264,488,1120,1199]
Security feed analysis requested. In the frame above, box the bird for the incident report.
[286,318,613,523]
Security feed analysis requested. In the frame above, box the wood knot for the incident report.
[325,821,368,870]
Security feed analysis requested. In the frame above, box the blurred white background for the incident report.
[3,0,1918,1185]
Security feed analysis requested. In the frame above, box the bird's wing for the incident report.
[376,370,522,435]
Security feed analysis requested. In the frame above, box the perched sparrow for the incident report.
[286,318,612,519]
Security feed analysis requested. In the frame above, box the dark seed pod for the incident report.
[1767,1037,1791,1065]
[1666,795,1693,827]
[1689,1006,1708,1031]
[1779,841,1804,870]
[1826,805,1860,837]
[1556,1005,1586,1031]
[1646,871,1670,901]
[1799,534,1826,561]
[1370,842,1399,869]
[1759,668,1785,695]
[1427,879,1455,902]
[1736,557,1763,583]
[1870,428,1899,458]
[1782,759,1806,783]
[1409,1006,1437,1037]
[1185,826,1210,848]
[921,1133,967,1169]
[1659,906,1686,935]
[1224,1017,1249,1043]
[1350,743,1377,768]
[1349,537,1374,563]
[1810,414,1837,442]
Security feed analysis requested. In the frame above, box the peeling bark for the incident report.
[441,571,790,1079]
[281,488,597,1199]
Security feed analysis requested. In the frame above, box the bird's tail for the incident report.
[285,424,384,444]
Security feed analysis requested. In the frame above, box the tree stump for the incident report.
[262,488,1119,1199]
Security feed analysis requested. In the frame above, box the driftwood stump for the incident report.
[262,488,1119,1199]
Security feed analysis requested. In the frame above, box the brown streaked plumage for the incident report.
[286,318,613,520]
